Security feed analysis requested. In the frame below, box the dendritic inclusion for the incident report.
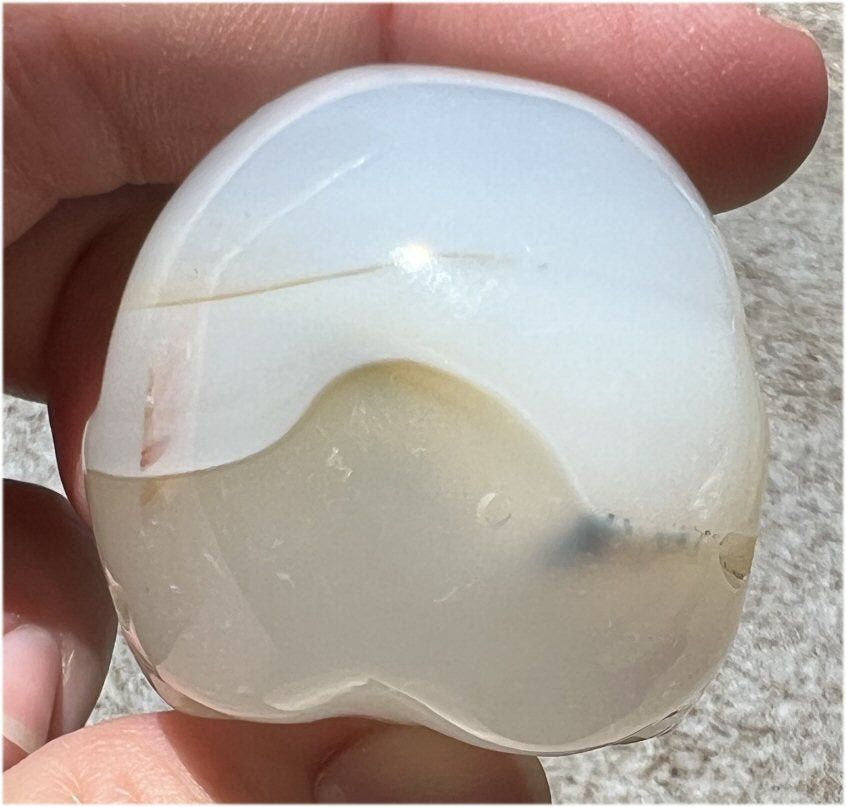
[84,66,768,754]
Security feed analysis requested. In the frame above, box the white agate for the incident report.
[84,65,768,754]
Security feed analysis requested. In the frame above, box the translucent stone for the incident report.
[84,66,768,754]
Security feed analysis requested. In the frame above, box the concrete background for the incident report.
[4,3,842,802]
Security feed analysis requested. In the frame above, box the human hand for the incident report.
[4,4,826,801]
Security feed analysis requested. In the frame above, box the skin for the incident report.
[3,3,828,802]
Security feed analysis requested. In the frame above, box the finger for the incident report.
[3,184,173,520]
[4,183,173,401]
[4,712,551,802]
[5,3,826,245]
[3,481,116,769]
[392,3,828,212]
[3,3,385,245]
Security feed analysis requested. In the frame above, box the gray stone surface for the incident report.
[3,3,841,801]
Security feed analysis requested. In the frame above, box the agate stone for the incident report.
[84,66,768,754]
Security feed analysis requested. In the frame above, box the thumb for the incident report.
[4,711,550,803]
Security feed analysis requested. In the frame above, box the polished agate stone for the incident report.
[84,65,768,754]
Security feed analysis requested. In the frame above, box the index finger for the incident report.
[4,3,827,244]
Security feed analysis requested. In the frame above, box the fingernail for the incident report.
[3,624,62,769]
[314,725,550,803]
[756,7,818,40]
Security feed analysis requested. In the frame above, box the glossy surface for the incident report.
[84,66,768,754]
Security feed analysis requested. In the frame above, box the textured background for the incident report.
[3,3,842,802]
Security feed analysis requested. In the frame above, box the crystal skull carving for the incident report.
[83,66,768,754]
